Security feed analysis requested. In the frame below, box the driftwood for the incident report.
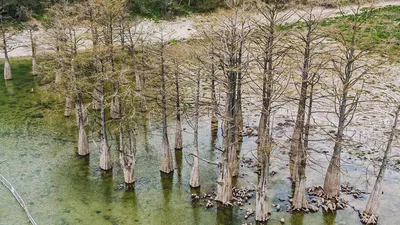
[0,174,37,225]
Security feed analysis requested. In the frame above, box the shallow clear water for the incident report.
[1,61,399,225]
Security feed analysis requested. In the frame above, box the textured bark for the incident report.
[76,93,89,156]
[215,162,232,203]
[64,96,73,117]
[120,121,136,184]
[216,69,236,203]
[365,106,400,217]
[292,144,309,210]
[256,135,271,222]
[324,90,347,198]
[99,82,112,170]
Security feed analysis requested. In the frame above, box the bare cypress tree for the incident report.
[361,105,400,225]
[290,6,324,210]
[157,29,174,174]
[174,62,183,150]
[360,105,400,224]
[189,69,201,188]
[253,0,289,220]
[211,2,250,201]
[323,4,372,198]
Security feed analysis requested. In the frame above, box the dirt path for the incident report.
[2,0,400,59]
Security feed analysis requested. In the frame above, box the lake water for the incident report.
[1,60,399,225]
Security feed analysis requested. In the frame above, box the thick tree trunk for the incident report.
[174,69,183,150]
[364,106,400,219]
[76,92,89,156]
[256,135,271,221]
[292,143,308,210]
[324,92,347,198]
[120,121,136,184]
[215,161,232,203]
[216,70,236,203]
[99,82,112,170]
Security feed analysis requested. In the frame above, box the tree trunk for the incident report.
[216,69,236,203]
[160,44,173,173]
[4,57,12,80]
[99,82,112,170]
[324,92,347,198]
[32,57,38,76]
[256,134,271,221]
[174,68,183,150]
[30,30,38,76]
[215,162,232,203]
[190,71,201,188]
[364,106,400,219]
[64,96,73,117]
[111,83,121,119]
[76,92,89,156]
[292,143,308,210]
[290,30,311,182]
[120,121,136,184]
[2,27,12,80]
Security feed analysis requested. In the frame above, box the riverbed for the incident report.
[1,60,400,225]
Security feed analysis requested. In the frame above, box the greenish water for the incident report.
[1,60,399,225]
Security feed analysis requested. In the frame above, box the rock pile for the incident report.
[359,212,378,225]
[341,182,366,199]
[306,186,348,212]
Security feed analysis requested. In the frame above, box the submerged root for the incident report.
[360,212,378,225]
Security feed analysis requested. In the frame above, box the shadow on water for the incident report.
[160,172,174,224]
[290,211,305,225]
[217,205,233,225]
[323,211,336,225]
[175,150,183,185]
